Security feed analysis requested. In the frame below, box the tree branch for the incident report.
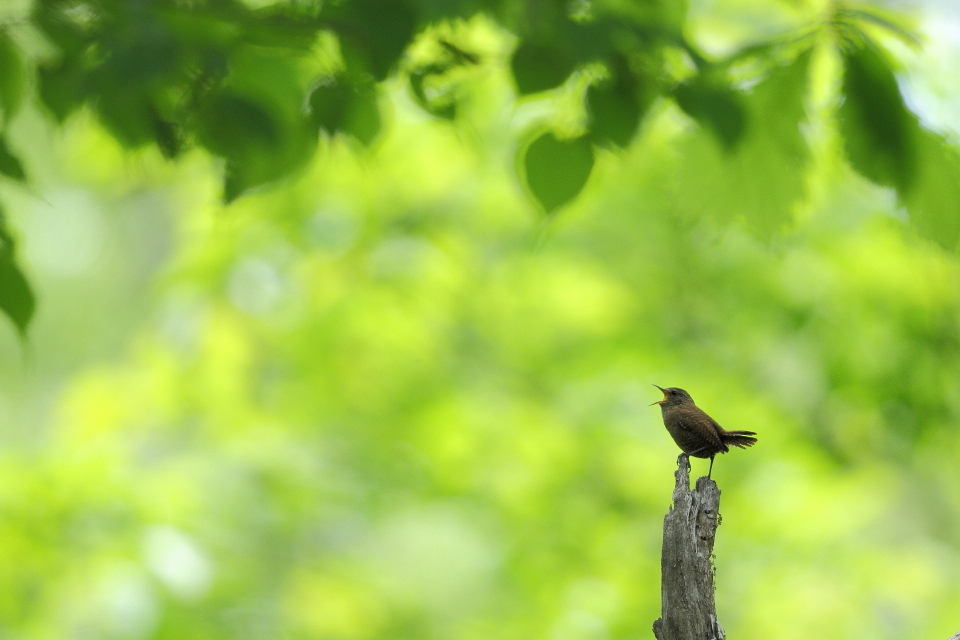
[653,454,725,640]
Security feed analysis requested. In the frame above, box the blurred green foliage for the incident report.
[0,0,953,333]
[0,0,959,639]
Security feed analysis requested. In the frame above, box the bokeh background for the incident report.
[1,0,960,639]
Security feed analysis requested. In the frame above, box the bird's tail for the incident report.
[721,430,757,449]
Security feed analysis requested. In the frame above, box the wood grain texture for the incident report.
[653,454,725,640]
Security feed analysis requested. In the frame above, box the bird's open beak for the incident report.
[650,384,667,405]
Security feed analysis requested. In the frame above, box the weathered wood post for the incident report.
[652,454,725,640]
[651,455,960,640]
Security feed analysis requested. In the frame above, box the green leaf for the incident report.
[523,133,594,213]
[587,55,649,148]
[407,40,481,121]
[0,30,24,123]
[409,68,457,121]
[629,0,688,33]
[38,58,85,123]
[839,40,915,193]
[0,135,26,183]
[0,217,34,336]
[309,77,381,144]
[93,91,180,158]
[329,0,416,81]
[198,92,283,202]
[511,41,576,95]
[96,95,162,149]
[202,93,280,155]
[900,128,960,252]
[151,115,183,160]
[674,75,746,151]
[674,51,811,235]
[197,50,317,202]
[839,7,921,50]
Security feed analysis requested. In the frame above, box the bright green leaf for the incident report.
[901,128,960,252]
[409,67,457,120]
[839,7,921,50]
[0,30,24,123]
[675,51,811,235]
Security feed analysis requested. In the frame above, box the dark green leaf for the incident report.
[0,218,34,336]
[674,51,811,235]
[151,115,183,160]
[199,93,281,201]
[511,41,576,95]
[0,135,26,183]
[587,55,649,148]
[0,30,25,122]
[32,0,90,55]
[523,133,594,213]
[86,20,181,150]
[223,160,250,205]
[310,77,381,144]
[201,50,317,202]
[202,93,280,154]
[839,40,915,193]
[38,58,86,122]
[329,0,416,81]
[901,128,960,252]
[198,81,316,202]
[97,95,162,149]
[674,76,746,151]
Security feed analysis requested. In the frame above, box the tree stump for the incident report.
[653,454,725,640]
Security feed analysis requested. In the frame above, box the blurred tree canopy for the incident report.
[0,0,959,333]
[2,1,960,640]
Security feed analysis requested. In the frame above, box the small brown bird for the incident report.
[652,385,757,478]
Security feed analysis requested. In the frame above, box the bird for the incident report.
[651,385,757,478]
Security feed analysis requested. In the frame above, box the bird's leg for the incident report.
[707,455,715,479]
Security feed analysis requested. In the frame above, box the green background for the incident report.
[1,0,959,639]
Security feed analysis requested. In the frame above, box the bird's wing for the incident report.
[677,411,723,448]
[706,416,726,448]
